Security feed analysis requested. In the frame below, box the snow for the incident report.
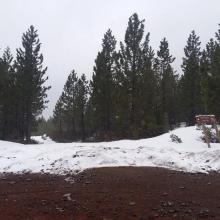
[31,135,55,144]
[0,126,220,175]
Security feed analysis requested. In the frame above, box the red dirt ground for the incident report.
[0,167,220,220]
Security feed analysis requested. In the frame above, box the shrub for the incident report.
[170,134,182,143]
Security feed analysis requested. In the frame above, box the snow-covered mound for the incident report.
[0,126,220,174]
[31,135,55,144]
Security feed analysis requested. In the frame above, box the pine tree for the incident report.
[155,38,177,129]
[200,49,211,114]
[91,29,116,133]
[62,70,78,137]
[181,30,202,125]
[138,33,159,134]
[14,25,50,142]
[75,74,89,140]
[116,13,145,135]
[0,47,15,140]
[201,25,220,117]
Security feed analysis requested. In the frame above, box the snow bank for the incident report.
[0,126,220,174]
[31,135,55,144]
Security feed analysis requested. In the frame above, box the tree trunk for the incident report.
[72,117,75,139]
[59,118,62,134]
[81,110,85,141]
[25,103,32,143]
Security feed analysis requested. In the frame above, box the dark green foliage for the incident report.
[200,25,220,118]
[112,14,169,138]
[75,74,89,140]
[137,33,158,132]
[91,29,116,133]
[0,47,15,140]
[53,92,65,136]
[155,38,178,130]
[181,31,202,125]
[52,71,89,141]
[14,25,50,142]
[0,26,50,143]
[117,13,145,133]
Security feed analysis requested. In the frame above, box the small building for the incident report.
[195,115,216,126]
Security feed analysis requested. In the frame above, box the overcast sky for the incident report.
[0,0,220,119]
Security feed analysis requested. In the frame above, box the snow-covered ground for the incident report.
[0,126,220,175]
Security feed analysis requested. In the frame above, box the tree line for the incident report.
[51,13,220,141]
[1,13,220,142]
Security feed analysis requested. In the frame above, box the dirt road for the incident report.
[0,167,220,219]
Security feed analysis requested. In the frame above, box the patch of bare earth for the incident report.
[0,167,220,219]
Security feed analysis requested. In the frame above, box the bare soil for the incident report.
[0,167,220,220]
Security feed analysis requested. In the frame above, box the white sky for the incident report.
[0,0,220,119]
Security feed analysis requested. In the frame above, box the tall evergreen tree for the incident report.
[181,31,202,125]
[62,70,78,137]
[138,33,159,133]
[201,25,220,118]
[91,29,116,132]
[0,47,15,140]
[14,25,50,142]
[155,38,177,129]
[116,13,145,135]
[75,74,89,140]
